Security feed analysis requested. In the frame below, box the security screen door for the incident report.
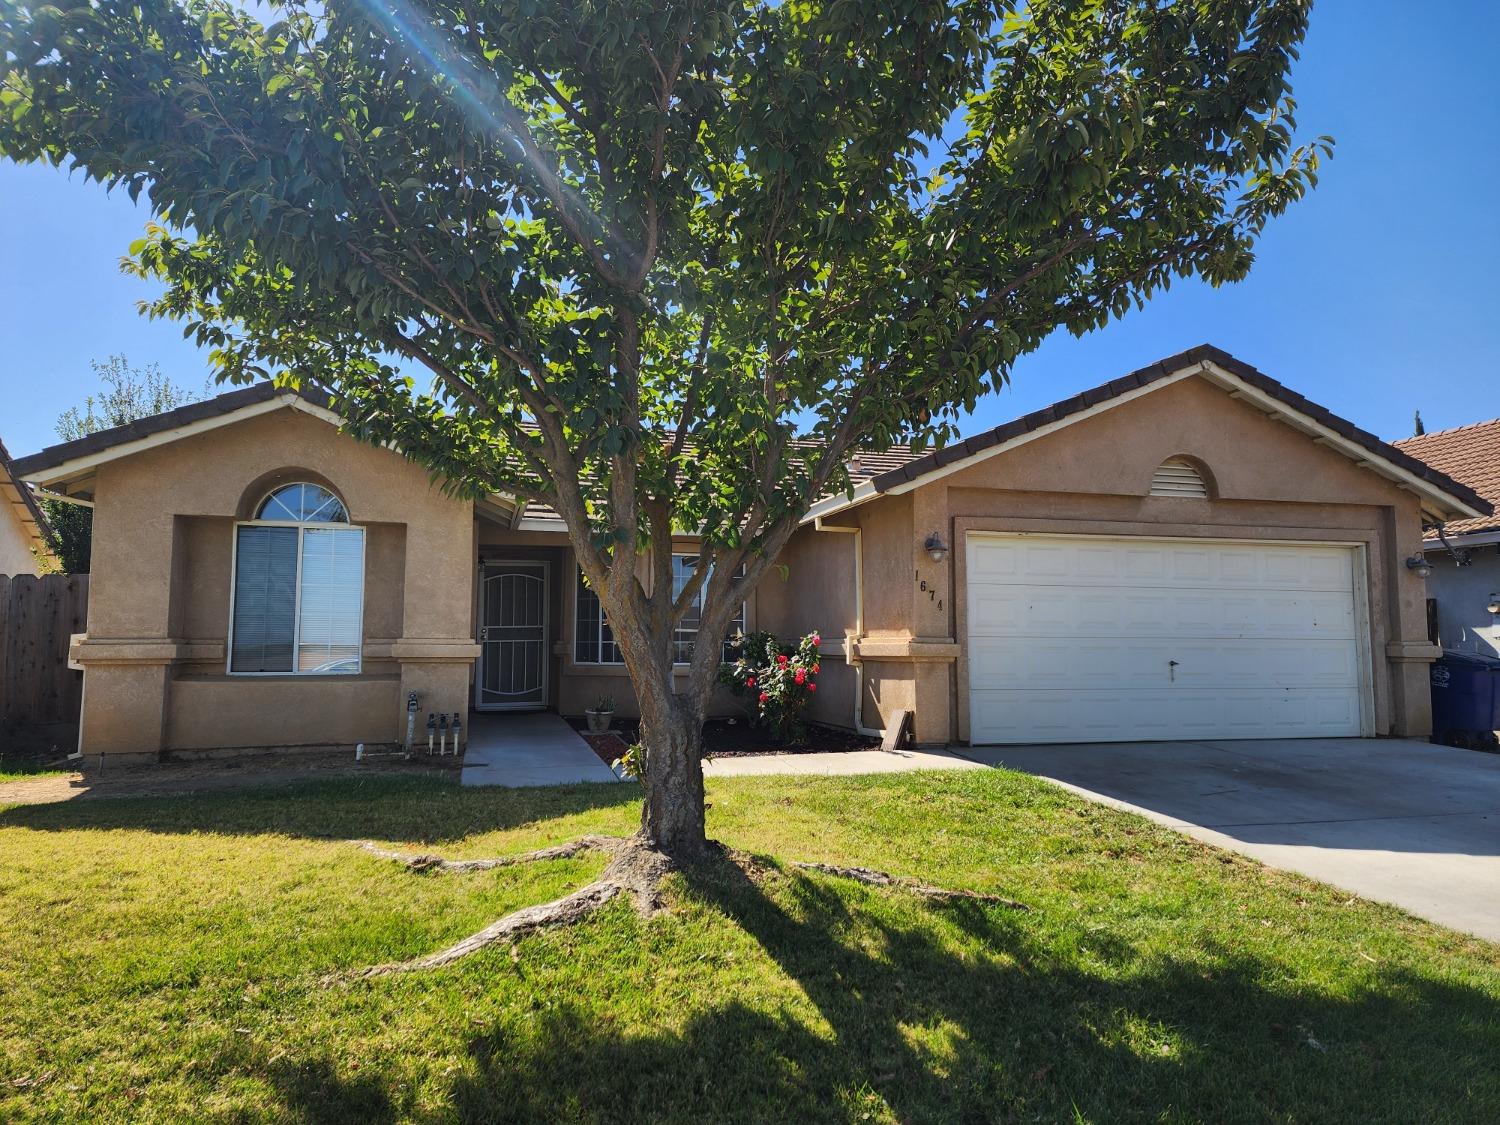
[477,562,548,710]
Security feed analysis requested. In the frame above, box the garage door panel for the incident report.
[970,688,1365,744]
[968,537,1355,592]
[971,636,1359,691]
[970,588,1356,641]
[966,534,1365,744]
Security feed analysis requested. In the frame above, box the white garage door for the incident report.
[966,534,1367,744]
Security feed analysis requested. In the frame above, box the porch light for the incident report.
[1405,555,1433,579]
[924,533,949,563]
[1487,594,1500,616]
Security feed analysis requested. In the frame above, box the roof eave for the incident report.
[14,390,342,489]
[799,348,1490,524]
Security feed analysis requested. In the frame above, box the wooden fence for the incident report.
[0,573,88,754]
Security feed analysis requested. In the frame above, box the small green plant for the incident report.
[721,630,822,741]
[612,742,645,782]
[591,695,615,713]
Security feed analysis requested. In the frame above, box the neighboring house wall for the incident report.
[0,499,38,576]
[77,406,477,759]
[1427,548,1500,657]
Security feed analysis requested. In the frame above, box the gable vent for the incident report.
[1150,458,1210,498]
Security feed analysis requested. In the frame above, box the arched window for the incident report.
[256,482,348,523]
[1149,457,1211,499]
[229,482,364,675]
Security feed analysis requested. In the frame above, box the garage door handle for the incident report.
[1168,659,1179,682]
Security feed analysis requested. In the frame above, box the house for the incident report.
[11,344,1489,763]
[0,438,53,577]
[1394,419,1500,657]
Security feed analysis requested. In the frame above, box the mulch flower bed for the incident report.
[570,717,876,765]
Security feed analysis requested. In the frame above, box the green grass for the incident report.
[0,763,68,783]
[2,770,1497,1123]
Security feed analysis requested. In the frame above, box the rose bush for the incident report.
[721,630,822,741]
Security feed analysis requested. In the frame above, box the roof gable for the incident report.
[806,345,1490,523]
[11,384,342,499]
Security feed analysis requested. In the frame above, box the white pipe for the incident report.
[813,517,884,738]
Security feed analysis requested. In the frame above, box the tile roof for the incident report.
[9,383,333,479]
[13,345,1487,530]
[856,345,1489,518]
[1394,418,1500,535]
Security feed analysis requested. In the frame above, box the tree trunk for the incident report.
[637,695,708,859]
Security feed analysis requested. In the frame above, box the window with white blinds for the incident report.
[229,486,364,674]
[1149,458,1211,498]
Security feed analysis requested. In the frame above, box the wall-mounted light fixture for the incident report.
[924,533,949,563]
[1405,554,1433,579]
[1487,594,1500,616]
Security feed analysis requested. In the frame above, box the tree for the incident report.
[40,357,206,573]
[1,0,1328,959]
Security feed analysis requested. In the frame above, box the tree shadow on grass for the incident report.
[0,775,640,844]
[447,852,1500,1123]
[259,1051,398,1125]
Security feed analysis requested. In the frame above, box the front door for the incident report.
[476,562,549,710]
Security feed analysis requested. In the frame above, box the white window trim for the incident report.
[225,517,367,677]
[571,554,745,667]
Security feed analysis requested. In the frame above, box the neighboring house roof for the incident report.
[1394,418,1500,539]
[1,437,55,563]
[14,344,1489,529]
[805,344,1490,524]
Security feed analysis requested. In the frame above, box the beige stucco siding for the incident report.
[0,498,40,576]
[68,368,1447,758]
[847,375,1436,745]
[77,405,477,758]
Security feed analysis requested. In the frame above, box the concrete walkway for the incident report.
[969,738,1500,943]
[703,746,985,777]
[461,713,622,787]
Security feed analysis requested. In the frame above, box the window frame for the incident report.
[225,487,367,678]
[571,552,746,668]
[572,567,623,666]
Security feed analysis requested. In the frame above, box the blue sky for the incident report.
[2,0,1497,457]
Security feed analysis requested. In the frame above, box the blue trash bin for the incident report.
[1430,651,1500,746]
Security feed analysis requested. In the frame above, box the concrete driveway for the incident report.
[965,738,1500,944]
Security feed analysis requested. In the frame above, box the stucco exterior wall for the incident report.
[1426,545,1500,657]
[847,375,1438,745]
[78,405,477,759]
[70,370,1449,759]
[0,497,40,576]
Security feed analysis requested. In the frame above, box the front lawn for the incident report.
[2,769,1497,1122]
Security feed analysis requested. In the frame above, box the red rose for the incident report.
[793,669,806,685]
[810,633,821,646]
[807,683,817,692]
[758,692,769,704]
[776,654,789,665]
[745,676,756,688]
[812,663,821,674]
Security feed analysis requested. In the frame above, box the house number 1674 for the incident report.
[916,571,943,611]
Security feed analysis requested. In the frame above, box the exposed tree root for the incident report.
[354,835,623,874]
[348,835,676,979]
[343,837,1025,981]
[793,861,1029,910]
